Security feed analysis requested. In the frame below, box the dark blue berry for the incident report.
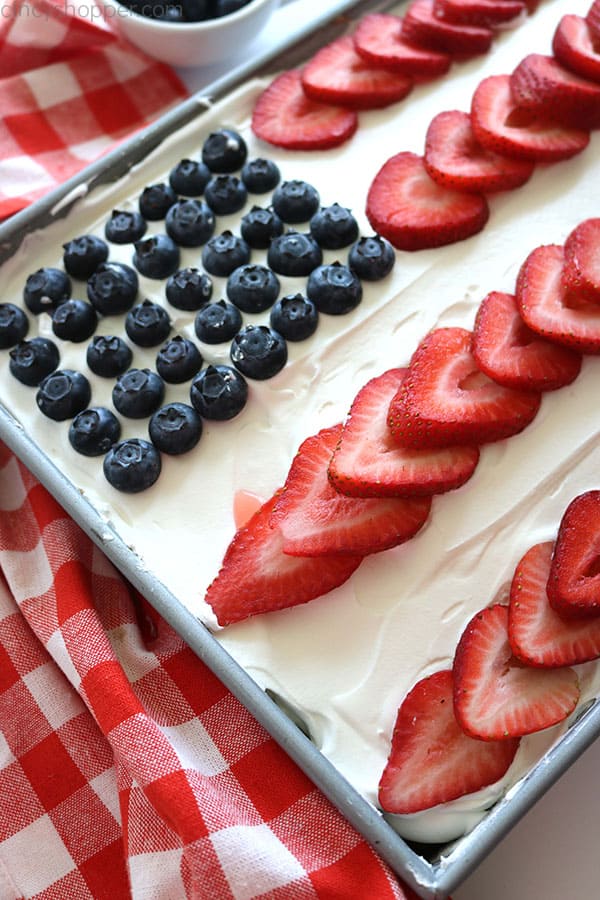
[214,0,250,14]
[201,129,247,173]
[87,262,138,315]
[267,232,322,277]
[165,268,212,310]
[204,175,247,216]
[105,209,147,244]
[112,368,165,418]
[36,369,91,421]
[272,180,320,224]
[310,203,359,250]
[180,0,211,19]
[62,235,108,279]
[190,364,248,420]
[51,299,98,342]
[241,157,280,193]
[270,293,318,341]
[348,235,395,281]
[0,304,28,348]
[23,268,71,315]
[230,325,287,380]
[104,438,161,493]
[158,4,185,19]
[133,234,180,279]
[306,263,362,315]
[201,231,250,277]
[9,337,59,386]
[69,407,121,456]
[149,402,202,454]
[125,300,171,347]
[156,335,202,383]
[194,300,242,344]
[227,264,279,313]
[240,206,283,249]
[86,335,132,377]
[165,199,215,247]
[169,158,211,195]
[138,182,178,220]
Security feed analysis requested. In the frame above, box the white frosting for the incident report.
[1,0,599,844]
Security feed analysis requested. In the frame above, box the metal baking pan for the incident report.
[1,2,599,897]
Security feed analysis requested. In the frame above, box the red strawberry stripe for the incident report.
[401,0,494,56]
[353,13,452,78]
[270,424,431,558]
[328,368,480,498]
[552,15,600,85]
[378,670,520,814]
[509,53,600,130]
[433,0,526,28]
[562,218,600,306]
[453,604,580,740]
[547,491,600,619]
[586,0,600,44]
[509,542,600,667]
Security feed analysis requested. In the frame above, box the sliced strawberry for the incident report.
[547,491,600,618]
[516,243,600,354]
[472,290,582,391]
[353,13,452,78]
[433,0,526,28]
[509,541,600,666]
[300,35,413,111]
[552,15,600,85]
[401,0,493,56]
[424,110,534,193]
[471,74,590,161]
[510,53,600,130]
[378,670,520,815]
[270,423,431,557]
[366,152,489,251]
[251,69,358,151]
[205,493,363,625]
[453,604,580,740]
[328,368,480,498]
[562,218,600,306]
[387,327,541,449]
[586,0,600,44]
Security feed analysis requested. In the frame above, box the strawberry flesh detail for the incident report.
[552,15,600,85]
[453,604,580,740]
[562,218,600,306]
[433,0,526,28]
[547,491,600,619]
[586,0,600,45]
[353,13,452,78]
[509,53,600,130]
[401,0,494,56]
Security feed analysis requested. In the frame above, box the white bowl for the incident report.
[101,0,280,68]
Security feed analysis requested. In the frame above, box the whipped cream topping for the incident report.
[1,0,599,844]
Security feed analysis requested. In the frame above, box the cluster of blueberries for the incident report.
[0,128,395,493]
[118,0,252,24]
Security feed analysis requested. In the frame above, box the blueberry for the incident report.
[201,128,247,173]
[105,209,147,244]
[62,235,109,279]
[270,293,318,341]
[125,300,171,347]
[214,0,250,14]
[86,335,132,378]
[241,157,280,193]
[51,298,98,343]
[190,364,248,420]
[180,0,211,19]
[104,438,161,493]
[69,407,121,456]
[194,300,242,344]
[204,175,247,216]
[9,337,59,386]
[272,180,320,224]
[166,268,213,310]
[310,203,359,250]
[267,232,323,277]
[0,303,28,348]
[133,234,180,280]
[158,4,185,19]
[138,182,178,220]
[87,262,138,315]
[149,402,202,454]
[169,158,211,195]
[201,231,250,277]
[230,325,287,380]
[23,267,71,315]
[36,369,91,421]
[240,206,283,249]
[112,368,165,418]
[156,335,202,383]
[165,199,215,247]
[227,264,279,313]
[348,235,395,281]
[307,263,362,315]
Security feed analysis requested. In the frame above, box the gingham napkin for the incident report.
[0,0,187,220]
